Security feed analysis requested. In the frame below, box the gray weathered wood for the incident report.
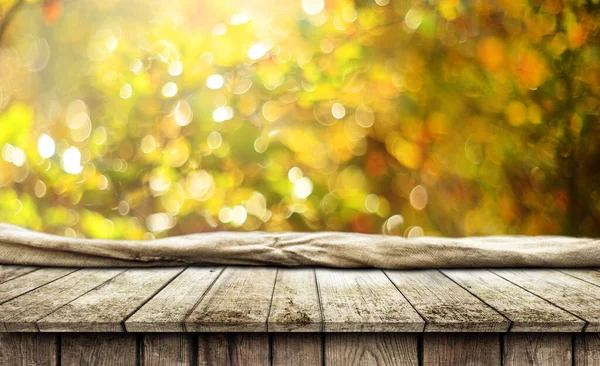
[268,268,321,332]
[0,333,57,366]
[443,269,584,332]
[559,269,600,287]
[386,270,509,332]
[575,334,600,366]
[325,333,418,365]
[143,333,193,366]
[37,268,183,332]
[423,333,500,366]
[0,268,124,332]
[492,269,600,332]
[126,267,223,332]
[317,269,424,332]
[197,333,269,366]
[272,333,322,366]
[61,333,136,365]
[503,333,572,366]
[0,268,76,304]
[185,267,278,332]
[0,266,38,284]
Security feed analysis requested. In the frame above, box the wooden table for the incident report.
[1,265,600,365]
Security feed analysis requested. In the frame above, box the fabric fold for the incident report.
[1,223,598,268]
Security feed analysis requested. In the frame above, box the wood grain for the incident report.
[503,333,572,366]
[272,333,322,366]
[0,265,38,284]
[37,268,183,332]
[61,333,136,366]
[575,334,600,366]
[126,267,223,332]
[492,269,600,332]
[325,333,418,366]
[423,333,500,366]
[197,333,269,366]
[443,269,584,332]
[186,267,278,332]
[143,333,194,366]
[0,268,124,332]
[317,269,424,332]
[0,268,76,304]
[0,333,57,366]
[386,270,509,332]
[268,268,321,332]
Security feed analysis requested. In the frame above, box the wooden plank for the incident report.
[443,269,584,332]
[0,268,124,332]
[325,333,418,366]
[0,265,38,284]
[61,333,136,365]
[197,333,269,366]
[0,268,76,304]
[386,270,509,332]
[126,267,223,332]
[423,333,500,366]
[0,333,57,366]
[559,269,600,286]
[143,333,194,366]
[268,268,321,332]
[316,269,424,332]
[503,333,572,366]
[272,334,322,366]
[492,269,600,332]
[185,267,277,332]
[37,268,183,332]
[575,334,600,366]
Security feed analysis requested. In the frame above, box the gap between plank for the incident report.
[489,269,589,332]
[120,267,188,331]
[0,267,41,285]
[437,269,514,331]
[381,269,427,332]
[0,268,80,306]
[30,269,126,332]
[265,268,279,332]
[181,266,226,332]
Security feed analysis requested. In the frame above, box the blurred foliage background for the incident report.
[0,0,599,240]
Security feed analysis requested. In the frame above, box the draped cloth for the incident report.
[0,223,598,268]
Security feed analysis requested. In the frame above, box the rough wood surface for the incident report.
[0,333,56,366]
[0,265,38,284]
[37,268,183,332]
[272,333,323,366]
[575,334,600,366]
[143,333,194,366]
[61,333,136,366]
[443,269,584,332]
[492,269,600,332]
[186,267,277,332]
[423,333,500,366]
[197,333,269,366]
[2,266,600,333]
[325,333,418,365]
[317,269,424,332]
[0,268,76,304]
[386,270,509,332]
[126,267,223,332]
[0,268,124,332]
[268,268,322,332]
[503,333,572,366]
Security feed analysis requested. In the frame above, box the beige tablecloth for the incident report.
[0,223,598,268]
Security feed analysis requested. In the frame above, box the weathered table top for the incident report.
[0,265,598,333]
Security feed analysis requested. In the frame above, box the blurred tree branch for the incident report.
[0,0,25,43]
